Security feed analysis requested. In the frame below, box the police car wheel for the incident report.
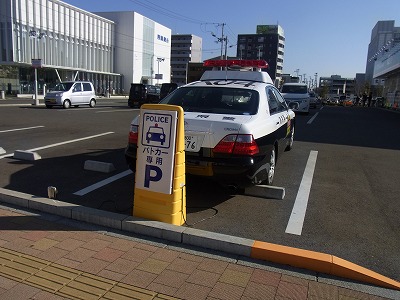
[264,148,276,185]
[286,125,295,151]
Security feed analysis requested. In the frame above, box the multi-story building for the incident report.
[0,0,172,95]
[236,25,285,84]
[170,34,202,86]
[373,41,400,108]
[365,20,400,86]
[0,0,120,95]
[319,75,355,97]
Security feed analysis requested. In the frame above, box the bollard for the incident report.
[0,90,5,100]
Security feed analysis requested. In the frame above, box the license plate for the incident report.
[185,135,201,152]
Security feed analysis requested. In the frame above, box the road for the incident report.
[0,99,399,282]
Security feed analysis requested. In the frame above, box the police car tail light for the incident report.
[129,124,139,144]
[213,134,259,155]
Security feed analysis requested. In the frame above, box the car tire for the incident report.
[264,147,276,185]
[89,99,96,108]
[285,125,295,151]
[63,100,71,109]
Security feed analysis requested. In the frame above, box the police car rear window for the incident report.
[159,87,259,115]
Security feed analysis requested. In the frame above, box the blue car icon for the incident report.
[146,126,166,145]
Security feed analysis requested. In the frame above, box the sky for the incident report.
[63,0,400,79]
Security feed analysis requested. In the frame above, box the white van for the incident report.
[280,83,310,114]
[45,81,96,109]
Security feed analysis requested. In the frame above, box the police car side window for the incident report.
[272,87,288,110]
[267,88,279,115]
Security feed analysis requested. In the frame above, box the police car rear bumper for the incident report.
[125,144,266,187]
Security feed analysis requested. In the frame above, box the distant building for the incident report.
[236,25,285,83]
[170,34,202,86]
[319,75,355,97]
[365,21,400,86]
[373,41,400,108]
[0,0,121,95]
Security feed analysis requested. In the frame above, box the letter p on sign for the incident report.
[144,165,162,188]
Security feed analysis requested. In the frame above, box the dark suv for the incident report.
[128,84,160,108]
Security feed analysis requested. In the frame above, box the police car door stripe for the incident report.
[285,150,318,235]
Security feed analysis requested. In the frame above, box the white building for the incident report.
[96,11,171,91]
[0,0,172,95]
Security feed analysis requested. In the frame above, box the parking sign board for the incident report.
[135,109,178,194]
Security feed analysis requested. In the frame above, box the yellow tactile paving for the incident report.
[0,247,181,300]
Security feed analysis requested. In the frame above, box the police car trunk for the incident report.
[158,60,282,185]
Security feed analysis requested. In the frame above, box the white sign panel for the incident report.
[136,109,177,194]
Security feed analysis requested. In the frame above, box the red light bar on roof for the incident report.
[203,59,268,68]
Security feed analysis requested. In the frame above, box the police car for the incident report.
[125,59,295,188]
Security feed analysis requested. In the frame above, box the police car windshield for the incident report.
[160,87,259,115]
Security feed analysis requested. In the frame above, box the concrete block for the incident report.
[84,160,115,173]
[71,206,125,230]
[244,185,285,200]
[182,227,254,257]
[122,217,184,243]
[0,188,30,208]
[28,197,78,219]
[13,150,41,161]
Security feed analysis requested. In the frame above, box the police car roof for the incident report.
[200,70,273,84]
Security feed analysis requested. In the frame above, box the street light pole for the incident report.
[156,57,164,85]
[30,30,46,106]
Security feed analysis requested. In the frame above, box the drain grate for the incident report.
[0,247,180,300]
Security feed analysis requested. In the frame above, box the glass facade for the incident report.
[0,0,122,95]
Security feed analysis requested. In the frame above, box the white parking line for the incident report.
[0,126,44,133]
[96,109,137,113]
[55,107,113,112]
[307,112,319,124]
[73,169,133,196]
[0,132,114,159]
[285,150,318,235]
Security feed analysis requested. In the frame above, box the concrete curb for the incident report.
[0,187,399,291]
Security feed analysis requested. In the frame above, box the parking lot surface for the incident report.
[0,98,399,289]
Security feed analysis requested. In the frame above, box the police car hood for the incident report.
[184,112,253,148]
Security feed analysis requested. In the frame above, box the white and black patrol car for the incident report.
[125,59,295,188]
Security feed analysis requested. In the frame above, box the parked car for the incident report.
[281,83,310,114]
[159,83,178,100]
[44,81,96,109]
[125,59,295,188]
[309,91,317,108]
[128,84,160,108]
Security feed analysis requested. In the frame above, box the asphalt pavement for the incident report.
[0,96,399,299]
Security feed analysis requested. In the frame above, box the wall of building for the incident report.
[96,11,171,91]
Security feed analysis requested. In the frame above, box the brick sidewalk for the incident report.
[0,205,394,300]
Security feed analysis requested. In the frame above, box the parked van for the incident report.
[159,83,178,100]
[128,84,160,108]
[280,83,310,114]
[44,81,96,109]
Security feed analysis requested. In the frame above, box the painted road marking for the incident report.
[73,169,133,196]
[96,109,137,113]
[0,132,114,159]
[0,125,44,133]
[285,150,318,235]
[307,112,319,124]
[56,107,113,111]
